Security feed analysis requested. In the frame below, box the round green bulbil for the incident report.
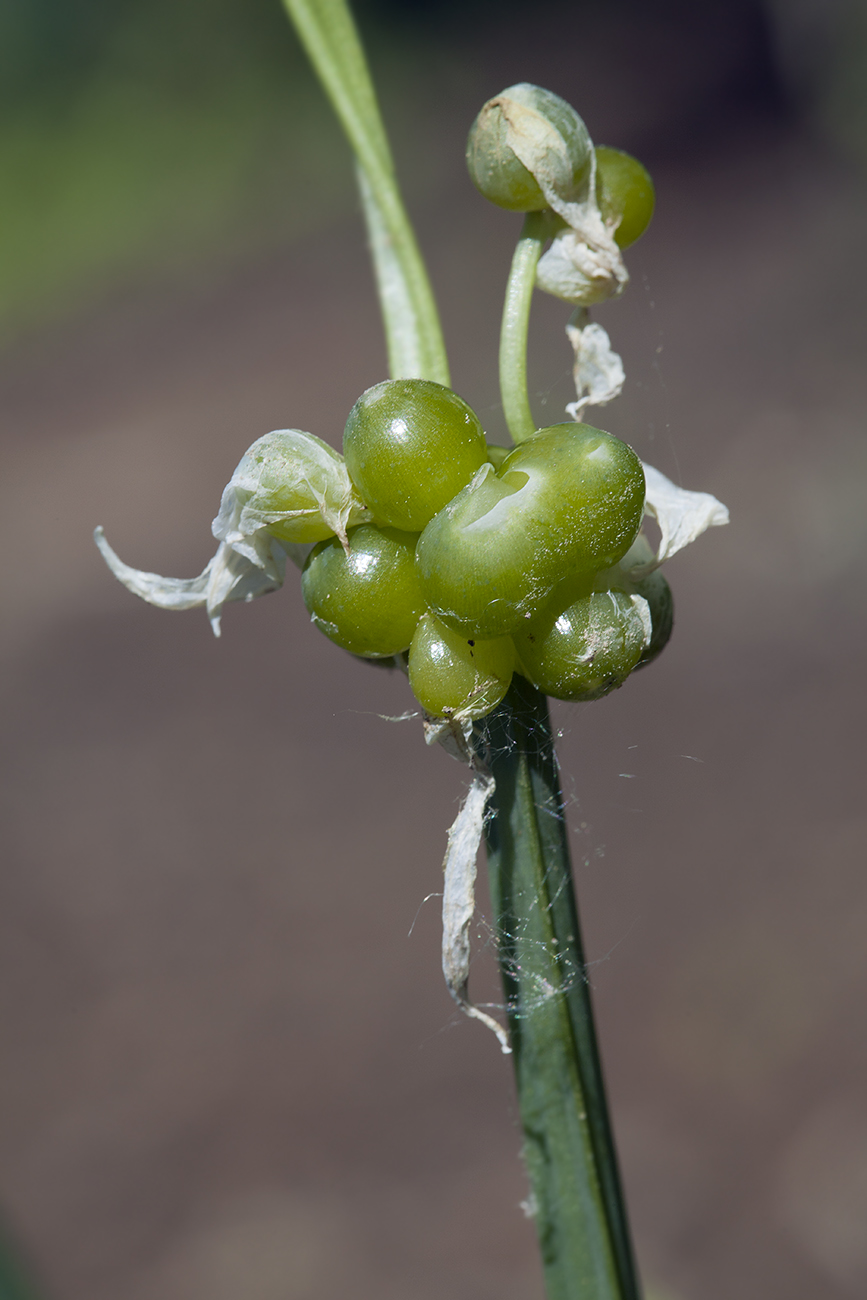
[343,379,487,533]
[466,83,592,212]
[224,429,367,546]
[515,588,649,701]
[409,613,515,719]
[302,524,425,657]
[595,146,655,249]
[416,423,645,639]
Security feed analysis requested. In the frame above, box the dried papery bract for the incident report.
[565,314,626,418]
[216,429,371,552]
[94,527,290,637]
[95,428,370,634]
[636,462,731,571]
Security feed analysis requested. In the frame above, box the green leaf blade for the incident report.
[281,0,449,385]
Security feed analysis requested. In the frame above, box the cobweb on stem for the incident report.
[425,705,594,1051]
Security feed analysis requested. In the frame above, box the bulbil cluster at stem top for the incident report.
[95,367,732,725]
[300,377,668,720]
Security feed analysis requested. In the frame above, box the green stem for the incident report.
[499,210,554,444]
[281,0,450,386]
[481,675,640,1300]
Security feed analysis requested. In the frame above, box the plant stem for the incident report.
[499,210,554,444]
[481,674,640,1300]
[281,0,450,386]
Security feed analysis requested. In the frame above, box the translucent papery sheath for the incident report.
[492,92,627,306]
[93,528,290,637]
[565,316,625,418]
[536,221,627,306]
[95,429,371,635]
[531,151,628,306]
[635,462,730,572]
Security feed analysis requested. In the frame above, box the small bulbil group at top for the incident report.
[467,81,654,305]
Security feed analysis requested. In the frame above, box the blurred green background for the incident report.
[3,0,865,344]
[1,0,349,339]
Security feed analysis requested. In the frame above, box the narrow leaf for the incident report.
[281,0,449,384]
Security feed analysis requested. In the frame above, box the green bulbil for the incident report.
[302,523,425,657]
[595,146,655,248]
[514,588,649,701]
[408,612,515,719]
[415,423,645,639]
[466,83,592,212]
[343,379,487,533]
[221,428,368,547]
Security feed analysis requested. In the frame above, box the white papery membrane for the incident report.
[214,429,369,559]
[536,226,626,306]
[565,316,625,418]
[628,592,653,649]
[636,462,730,571]
[95,429,367,635]
[93,528,290,637]
[496,99,627,306]
[424,715,510,1053]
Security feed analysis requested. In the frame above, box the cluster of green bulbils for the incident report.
[297,376,671,721]
[291,83,664,721]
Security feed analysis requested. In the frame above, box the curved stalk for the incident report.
[480,675,640,1300]
[499,210,554,443]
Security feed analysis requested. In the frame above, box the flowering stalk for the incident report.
[279,5,645,1298]
[482,677,639,1300]
[499,210,555,443]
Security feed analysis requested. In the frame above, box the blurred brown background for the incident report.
[2,0,866,1297]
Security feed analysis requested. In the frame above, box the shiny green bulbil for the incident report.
[466,83,592,212]
[595,146,655,249]
[343,379,487,533]
[409,613,515,719]
[589,542,674,670]
[415,423,645,639]
[514,588,648,701]
[301,523,425,657]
